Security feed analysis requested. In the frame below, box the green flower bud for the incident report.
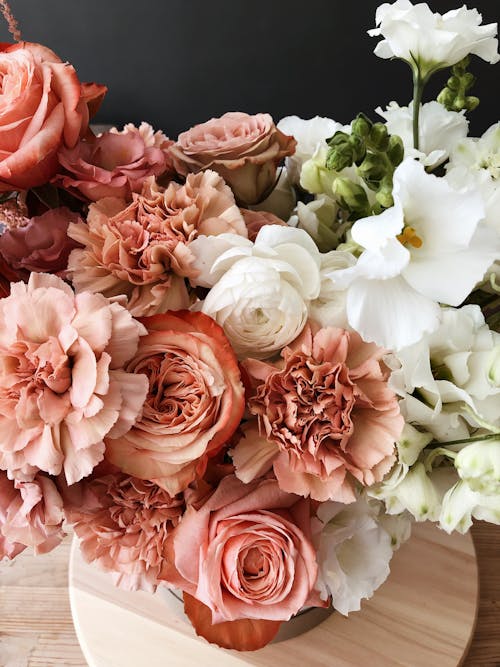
[387,135,404,166]
[351,113,372,139]
[369,122,389,151]
[300,148,337,195]
[375,176,394,208]
[333,177,370,215]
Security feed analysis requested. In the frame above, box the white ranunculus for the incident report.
[189,226,321,359]
[331,159,499,350]
[315,497,395,615]
[309,250,356,329]
[446,122,500,232]
[277,116,344,185]
[377,101,468,168]
[369,0,499,76]
[440,479,500,533]
[455,439,500,495]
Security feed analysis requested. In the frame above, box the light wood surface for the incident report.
[1,522,499,667]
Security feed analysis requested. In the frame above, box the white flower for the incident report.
[277,116,344,185]
[455,439,500,495]
[315,497,396,615]
[189,226,321,359]
[369,0,499,76]
[332,159,499,350]
[251,167,296,221]
[377,101,468,168]
[446,122,500,231]
[288,195,341,251]
[440,479,500,533]
[309,250,356,329]
[387,305,500,440]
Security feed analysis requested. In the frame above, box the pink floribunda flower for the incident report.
[0,470,65,559]
[240,208,287,241]
[0,273,149,485]
[0,207,81,275]
[56,123,175,201]
[233,323,404,502]
[67,170,247,316]
[105,310,245,496]
[169,112,296,205]
[65,469,184,592]
[161,475,322,650]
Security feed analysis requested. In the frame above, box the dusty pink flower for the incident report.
[0,273,149,485]
[0,470,65,559]
[234,323,404,502]
[0,207,81,275]
[161,475,322,649]
[240,208,287,241]
[105,311,245,496]
[56,123,174,201]
[170,112,296,205]
[66,470,184,592]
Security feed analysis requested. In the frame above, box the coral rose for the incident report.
[0,206,81,275]
[65,468,184,592]
[0,42,106,192]
[0,273,149,485]
[0,470,65,559]
[105,311,245,495]
[161,475,321,650]
[233,323,404,502]
[170,112,296,205]
[56,123,174,201]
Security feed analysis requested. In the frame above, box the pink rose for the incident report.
[240,208,287,241]
[105,311,245,495]
[162,475,321,650]
[0,42,106,192]
[0,470,65,559]
[0,206,81,275]
[170,112,296,205]
[65,468,184,592]
[56,123,174,201]
[233,323,404,502]
[0,273,149,485]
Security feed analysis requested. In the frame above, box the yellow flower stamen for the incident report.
[397,226,423,249]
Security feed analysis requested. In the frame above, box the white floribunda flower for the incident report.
[455,440,500,495]
[189,226,321,359]
[377,101,468,168]
[277,116,344,185]
[369,0,499,76]
[387,305,500,441]
[331,159,499,350]
[314,497,409,615]
[446,122,500,232]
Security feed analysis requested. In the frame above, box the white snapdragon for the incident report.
[377,101,468,168]
[369,1,499,77]
[308,250,356,329]
[440,479,500,533]
[288,195,341,252]
[188,226,321,359]
[331,159,499,350]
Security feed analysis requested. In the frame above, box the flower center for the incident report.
[397,225,423,249]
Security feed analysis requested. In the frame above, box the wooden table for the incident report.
[1,522,499,667]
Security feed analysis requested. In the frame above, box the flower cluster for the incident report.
[0,0,499,653]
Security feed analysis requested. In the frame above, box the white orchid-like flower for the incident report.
[278,115,344,185]
[188,225,321,359]
[377,100,468,168]
[330,159,498,350]
[315,497,408,615]
[446,122,500,232]
[369,0,499,76]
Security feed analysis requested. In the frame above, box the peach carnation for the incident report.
[240,208,287,241]
[0,273,149,485]
[234,323,404,502]
[66,469,184,592]
[0,470,65,559]
[105,310,245,495]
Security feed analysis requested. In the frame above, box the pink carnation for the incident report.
[56,122,174,201]
[66,469,184,592]
[233,323,404,502]
[0,470,65,559]
[0,273,149,485]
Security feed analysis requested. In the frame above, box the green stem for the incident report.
[412,73,425,151]
[430,432,500,448]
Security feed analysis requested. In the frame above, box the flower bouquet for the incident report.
[0,0,499,653]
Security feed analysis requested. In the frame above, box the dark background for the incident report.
[1,0,498,137]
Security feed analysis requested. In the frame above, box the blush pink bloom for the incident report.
[161,475,322,649]
[0,470,65,559]
[65,470,184,592]
[240,208,287,241]
[0,42,106,192]
[234,324,404,502]
[56,122,174,201]
[0,206,81,275]
[169,112,296,205]
[105,311,245,496]
[0,273,149,485]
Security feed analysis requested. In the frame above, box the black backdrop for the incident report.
[1,0,499,137]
